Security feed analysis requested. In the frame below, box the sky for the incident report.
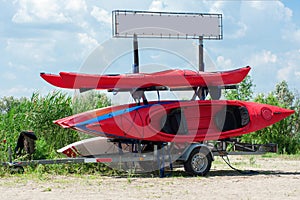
[0,0,300,99]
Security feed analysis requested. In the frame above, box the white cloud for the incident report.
[226,20,248,39]
[0,85,35,97]
[294,29,300,42]
[283,27,300,44]
[5,38,56,63]
[77,33,99,53]
[248,1,264,11]
[12,0,70,23]
[65,0,87,12]
[235,21,247,38]
[262,51,277,63]
[216,56,233,70]
[277,65,293,81]
[90,6,111,24]
[149,0,167,11]
[2,72,17,80]
[276,1,293,20]
[9,86,35,95]
[8,62,30,71]
[247,1,292,21]
[251,50,277,66]
[243,50,279,94]
[276,50,300,83]
[239,1,294,44]
[208,1,224,13]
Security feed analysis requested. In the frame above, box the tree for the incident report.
[224,75,255,101]
[274,80,295,107]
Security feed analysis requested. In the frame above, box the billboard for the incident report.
[113,10,222,40]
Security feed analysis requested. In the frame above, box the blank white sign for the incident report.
[113,10,222,40]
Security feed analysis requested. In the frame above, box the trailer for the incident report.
[1,136,277,177]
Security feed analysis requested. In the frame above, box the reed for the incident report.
[0,90,111,161]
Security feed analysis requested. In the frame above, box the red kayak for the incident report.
[54,100,294,143]
[40,66,250,89]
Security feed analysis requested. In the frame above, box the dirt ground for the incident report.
[0,155,299,200]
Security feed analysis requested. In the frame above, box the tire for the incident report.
[184,147,212,176]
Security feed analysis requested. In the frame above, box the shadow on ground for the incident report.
[111,169,300,179]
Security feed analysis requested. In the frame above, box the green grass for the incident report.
[261,153,300,160]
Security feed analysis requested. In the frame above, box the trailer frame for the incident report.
[1,139,277,177]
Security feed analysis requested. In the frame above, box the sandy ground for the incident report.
[0,155,299,200]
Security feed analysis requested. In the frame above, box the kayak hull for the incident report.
[57,137,125,158]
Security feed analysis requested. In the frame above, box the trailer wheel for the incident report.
[184,147,212,176]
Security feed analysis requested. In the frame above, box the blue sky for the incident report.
[0,0,299,98]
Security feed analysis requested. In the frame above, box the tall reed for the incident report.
[0,90,110,160]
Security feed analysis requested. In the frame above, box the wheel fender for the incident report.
[178,144,214,162]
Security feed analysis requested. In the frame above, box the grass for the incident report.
[249,156,256,165]
[261,153,300,160]
[42,187,52,192]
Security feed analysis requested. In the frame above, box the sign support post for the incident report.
[133,34,139,73]
[198,36,204,72]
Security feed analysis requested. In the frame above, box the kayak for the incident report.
[40,66,250,90]
[57,137,127,158]
[54,100,294,143]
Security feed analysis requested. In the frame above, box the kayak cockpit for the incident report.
[160,108,189,135]
[215,106,250,132]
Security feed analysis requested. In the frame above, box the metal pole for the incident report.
[198,36,207,100]
[198,36,204,72]
[133,34,139,73]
